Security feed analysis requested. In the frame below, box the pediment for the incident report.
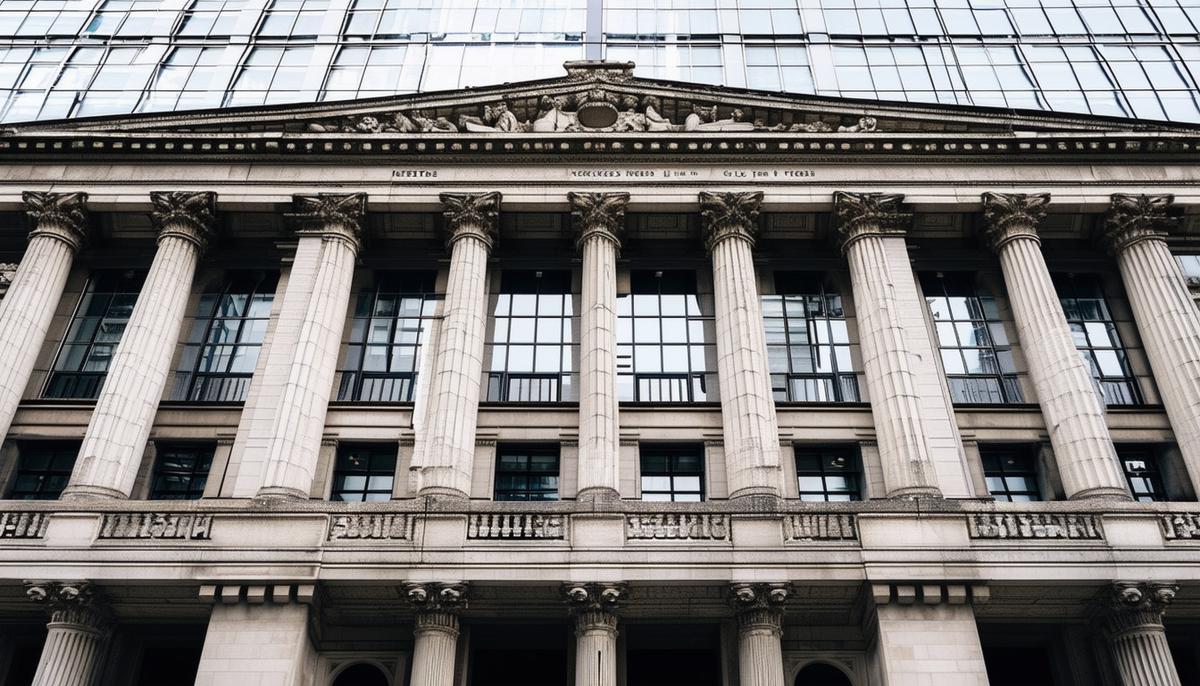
[7,61,1194,139]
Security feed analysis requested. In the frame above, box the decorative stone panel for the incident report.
[782,514,858,541]
[467,513,565,540]
[1159,513,1200,540]
[0,512,49,539]
[966,513,1103,540]
[626,513,729,540]
[98,513,213,540]
[327,514,414,541]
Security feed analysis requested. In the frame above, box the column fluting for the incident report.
[570,192,628,500]
[0,192,89,443]
[26,582,112,686]
[407,583,467,686]
[66,192,215,499]
[700,191,782,499]
[412,192,500,499]
[1102,582,1182,686]
[730,583,789,686]
[982,192,1128,500]
[256,193,365,499]
[1101,194,1200,496]
[833,192,940,498]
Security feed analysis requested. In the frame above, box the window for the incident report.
[46,270,146,400]
[1054,274,1142,406]
[321,45,416,101]
[640,445,704,502]
[487,270,577,403]
[11,442,77,500]
[980,445,1041,502]
[172,272,276,403]
[494,444,560,501]
[923,272,1022,404]
[617,270,714,403]
[139,46,230,113]
[224,46,317,107]
[149,444,213,500]
[178,0,246,38]
[794,446,861,502]
[1119,446,1166,503]
[337,271,438,403]
[765,272,859,403]
[330,444,396,502]
[258,0,328,37]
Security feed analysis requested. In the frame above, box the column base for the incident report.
[253,485,310,501]
[1069,486,1133,502]
[728,488,781,511]
[576,487,621,508]
[418,488,471,509]
[59,484,127,501]
[885,485,943,500]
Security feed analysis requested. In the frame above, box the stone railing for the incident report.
[783,514,858,541]
[626,513,729,541]
[98,513,213,540]
[966,513,1103,540]
[467,513,566,540]
[327,514,415,541]
[1159,513,1200,540]
[0,512,50,539]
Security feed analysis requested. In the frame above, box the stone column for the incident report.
[700,192,782,499]
[412,192,500,499]
[26,582,112,686]
[1102,582,1182,686]
[982,192,1129,500]
[564,583,627,686]
[1102,194,1200,495]
[867,583,990,686]
[256,194,365,499]
[0,192,89,443]
[730,584,789,686]
[569,193,628,501]
[406,583,468,686]
[65,192,215,500]
[833,192,941,498]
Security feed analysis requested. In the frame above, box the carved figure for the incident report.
[460,101,524,132]
[612,95,646,132]
[410,110,458,133]
[641,96,676,132]
[686,105,754,132]
[531,95,577,132]
[838,116,878,133]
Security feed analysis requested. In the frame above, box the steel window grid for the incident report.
[493,444,561,501]
[794,446,861,502]
[980,445,1042,502]
[10,442,78,500]
[764,272,860,404]
[331,444,397,502]
[1118,446,1168,503]
[486,270,577,404]
[617,270,713,403]
[149,444,214,500]
[45,270,146,400]
[639,444,705,502]
[1053,273,1143,406]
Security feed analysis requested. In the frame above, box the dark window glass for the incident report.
[640,444,704,501]
[11,442,77,500]
[486,270,578,403]
[1053,273,1141,406]
[332,664,389,686]
[617,270,714,402]
[46,270,146,399]
[793,662,853,686]
[1119,446,1166,503]
[331,444,396,502]
[149,444,214,500]
[172,271,277,403]
[922,272,1022,404]
[765,272,860,403]
[980,445,1041,502]
[494,444,560,501]
[337,271,439,402]
[794,446,860,501]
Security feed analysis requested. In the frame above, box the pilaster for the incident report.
[412,192,500,499]
[832,191,943,499]
[570,192,628,501]
[866,582,990,686]
[0,192,89,444]
[1100,581,1182,686]
[26,581,112,686]
[1100,194,1200,498]
[194,582,318,685]
[564,582,627,686]
[255,193,365,500]
[66,191,215,500]
[729,583,789,686]
[700,191,782,499]
[981,192,1129,500]
[407,582,468,686]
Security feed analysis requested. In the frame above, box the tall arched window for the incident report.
[794,662,853,686]
[331,662,389,686]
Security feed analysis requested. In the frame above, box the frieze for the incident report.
[626,513,729,541]
[98,513,213,540]
[1159,513,1200,540]
[467,513,565,540]
[327,514,414,541]
[783,514,858,541]
[966,513,1103,540]
[0,512,50,539]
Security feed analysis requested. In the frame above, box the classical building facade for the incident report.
[0,61,1199,686]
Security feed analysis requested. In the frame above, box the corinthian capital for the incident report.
[699,191,763,253]
[26,581,112,632]
[1100,194,1177,255]
[290,193,367,251]
[440,192,501,250]
[22,191,90,251]
[150,191,217,250]
[980,192,1049,253]
[569,192,628,250]
[831,191,909,252]
[405,582,469,614]
[1102,581,1178,636]
[729,583,789,633]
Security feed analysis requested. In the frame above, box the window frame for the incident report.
[486,270,578,404]
[794,445,862,502]
[10,441,78,500]
[148,442,214,500]
[45,270,146,400]
[617,270,714,404]
[1118,445,1167,503]
[980,444,1042,502]
[330,443,397,502]
[765,271,861,404]
[639,444,705,502]
[493,443,561,501]
[1054,273,1143,406]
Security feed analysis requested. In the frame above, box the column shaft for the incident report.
[31,621,108,686]
[1103,582,1182,686]
[737,610,785,686]
[67,192,214,499]
[575,610,618,686]
[411,612,460,686]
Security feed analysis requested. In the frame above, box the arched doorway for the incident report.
[332,663,390,686]
[794,662,853,686]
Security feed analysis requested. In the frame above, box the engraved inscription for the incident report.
[967,513,1103,540]
[1159,513,1200,540]
[327,514,414,541]
[783,514,858,541]
[98,513,213,540]
[468,513,565,540]
[626,514,729,540]
[0,512,49,539]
